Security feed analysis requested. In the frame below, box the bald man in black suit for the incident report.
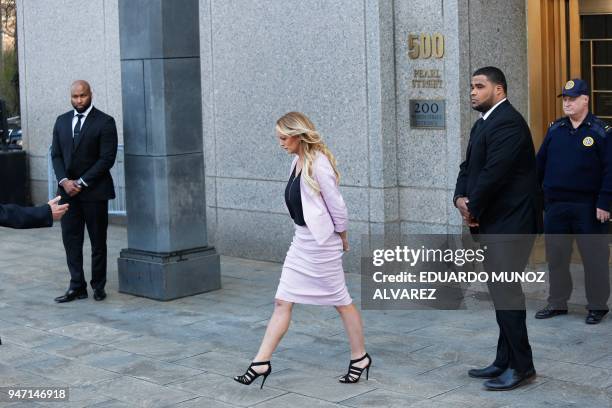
[51,80,118,303]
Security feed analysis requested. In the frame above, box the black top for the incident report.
[285,167,306,226]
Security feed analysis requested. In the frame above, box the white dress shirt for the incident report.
[59,104,94,187]
[71,103,93,137]
[481,98,507,121]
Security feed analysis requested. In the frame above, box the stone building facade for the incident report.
[16,0,530,271]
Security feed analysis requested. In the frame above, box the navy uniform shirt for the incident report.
[536,112,612,210]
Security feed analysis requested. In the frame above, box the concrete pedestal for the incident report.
[118,247,220,300]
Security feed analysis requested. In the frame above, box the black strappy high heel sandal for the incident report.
[339,353,371,383]
[234,361,272,389]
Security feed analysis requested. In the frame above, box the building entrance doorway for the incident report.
[528,0,612,147]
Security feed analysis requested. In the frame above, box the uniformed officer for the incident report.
[535,79,611,324]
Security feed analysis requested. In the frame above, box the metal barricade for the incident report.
[47,145,126,216]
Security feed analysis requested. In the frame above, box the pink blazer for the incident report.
[290,152,348,245]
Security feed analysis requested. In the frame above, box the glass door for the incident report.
[581,13,612,121]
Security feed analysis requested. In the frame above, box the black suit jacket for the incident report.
[454,100,542,236]
[50,107,118,202]
[0,204,52,229]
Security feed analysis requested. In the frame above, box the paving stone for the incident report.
[174,397,236,408]
[2,225,612,407]
[272,342,347,365]
[84,400,134,408]
[589,354,612,370]
[0,326,69,349]
[48,323,141,345]
[171,350,293,376]
[287,318,346,338]
[32,337,109,360]
[0,364,57,388]
[33,384,109,408]
[265,367,376,403]
[367,371,465,400]
[355,331,433,357]
[168,372,286,407]
[118,357,203,385]
[109,336,204,362]
[340,388,424,407]
[0,343,54,367]
[15,355,119,387]
[252,392,343,407]
[428,377,549,408]
[539,361,612,388]
[520,379,612,407]
[1,401,46,408]
[93,376,197,407]
[64,348,135,371]
[405,399,473,408]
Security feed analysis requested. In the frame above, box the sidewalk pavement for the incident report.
[1,224,611,407]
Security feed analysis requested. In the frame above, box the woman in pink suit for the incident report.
[234,112,371,388]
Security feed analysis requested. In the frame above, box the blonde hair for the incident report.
[276,112,340,194]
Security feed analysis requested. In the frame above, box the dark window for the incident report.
[593,41,612,64]
[594,66,612,89]
[581,40,592,90]
[594,92,612,117]
[581,15,612,39]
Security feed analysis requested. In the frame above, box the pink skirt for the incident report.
[275,224,352,306]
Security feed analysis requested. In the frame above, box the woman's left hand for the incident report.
[338,231,349,252]
[342,238,350,252]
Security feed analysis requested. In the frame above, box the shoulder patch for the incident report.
[548,118,565,131]
[591,117,610,136]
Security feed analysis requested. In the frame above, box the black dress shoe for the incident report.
[468,364,506,379]
[484,368,536,391]
[586,310,608,325]
[535,305,568,319]
[93,289,106,301]
[54,289,88,303]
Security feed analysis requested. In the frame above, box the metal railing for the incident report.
[47,145,126,215]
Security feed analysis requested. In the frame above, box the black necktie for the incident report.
[465,118,485,159]
[73,114,84,139]
[473,117,484,134]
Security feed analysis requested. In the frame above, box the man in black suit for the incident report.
[51,80,118,303]
[0,196,69,345]
[454,67,540,391]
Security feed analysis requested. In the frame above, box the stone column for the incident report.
[117,0,220,300]
[364,0,400,244]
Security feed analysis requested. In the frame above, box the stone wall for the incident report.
[16,0,528,272]
[16,0,123,204]
[394,0,529,235]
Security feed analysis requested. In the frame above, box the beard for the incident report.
[72,101,91,113]
[471,92,497,113]
[472,99,493,113]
